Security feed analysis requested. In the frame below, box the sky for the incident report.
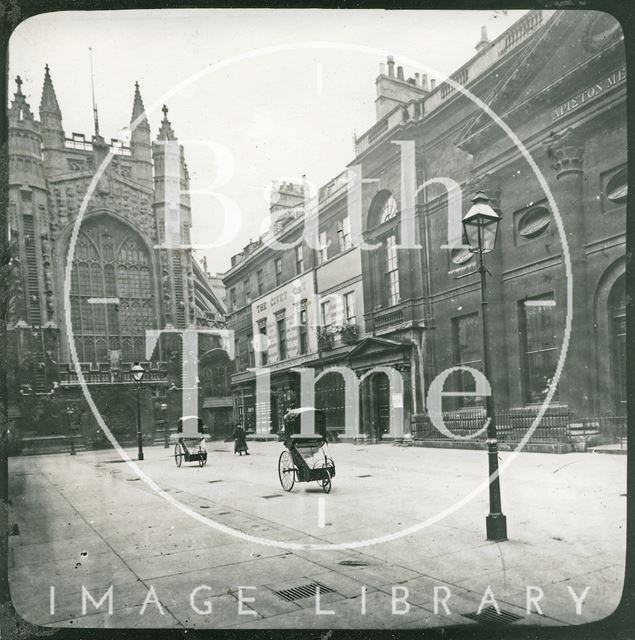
[9,8,528,275]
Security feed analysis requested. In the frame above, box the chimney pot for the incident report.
[476,25,490,51]
[397,66,404,81]
[414,72,420,85]
[421,74,430,91]
[387,56,395,77]
[379,62,386,75]
[431,79,436,90]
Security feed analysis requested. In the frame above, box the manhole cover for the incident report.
[274,582,336,602]
[261,494,283,499]
[199,505,210,509]
[357,474,372,478]
[462,607,524,625]
[338,560,370,567]
[126,478,141,482]
[208,480,223,484]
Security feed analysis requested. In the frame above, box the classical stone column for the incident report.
[358,370,371,443]
[543,128,590,419]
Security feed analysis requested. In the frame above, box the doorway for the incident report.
[609,274,626,414]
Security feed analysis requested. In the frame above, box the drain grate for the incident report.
[462,606,524,625]
[338,560,370,567]
[217,511,230,515]
[208,480,223,484]
[357,474,372,478]
[274,582,336,602]
[261,494,283,499]
[199,505,210,509]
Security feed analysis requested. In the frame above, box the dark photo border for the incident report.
[0,0,632,639]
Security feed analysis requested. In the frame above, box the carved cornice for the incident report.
[543,127,584,178]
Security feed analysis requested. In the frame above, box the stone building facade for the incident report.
[355,9,626,431]
[224,9,626,441]
[7,68,230,449]
[224,176,370,436]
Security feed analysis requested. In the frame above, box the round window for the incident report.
[450,247,473,264]
[606,167,627,204]
[518,206,551,239]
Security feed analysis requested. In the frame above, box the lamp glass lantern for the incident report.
[462,191,501,254]
[130,362,145,383]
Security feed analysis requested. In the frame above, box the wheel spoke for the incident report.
[278,450,295,491]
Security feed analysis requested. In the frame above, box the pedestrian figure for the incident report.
[232,424,249,456]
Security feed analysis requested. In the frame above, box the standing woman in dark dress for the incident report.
[233,424,249,456]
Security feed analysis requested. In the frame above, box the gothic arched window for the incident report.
[70,216,154,364]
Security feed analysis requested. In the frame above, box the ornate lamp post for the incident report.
[462,191,507,541]
[130,362,146,461]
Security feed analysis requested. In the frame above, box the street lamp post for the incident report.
[130,362,146,461]
[160,402,169,448]
[66,407,76,456]
[462,191,508,542]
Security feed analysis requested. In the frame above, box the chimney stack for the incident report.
[431,79,436,91]
[374,55,430,121]
[387,55,395,77]
[421,74,429,91]
[379,62,386,75]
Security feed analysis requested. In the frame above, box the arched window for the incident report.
[368,191,402,309]
[380,195,398,223]
[70,216,154,364]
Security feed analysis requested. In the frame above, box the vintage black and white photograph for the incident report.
[0,6,628,631]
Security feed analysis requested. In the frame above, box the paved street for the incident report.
[7,442,625,629]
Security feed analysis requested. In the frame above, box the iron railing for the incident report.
[578,415,627,448]
[412,405,571,443]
